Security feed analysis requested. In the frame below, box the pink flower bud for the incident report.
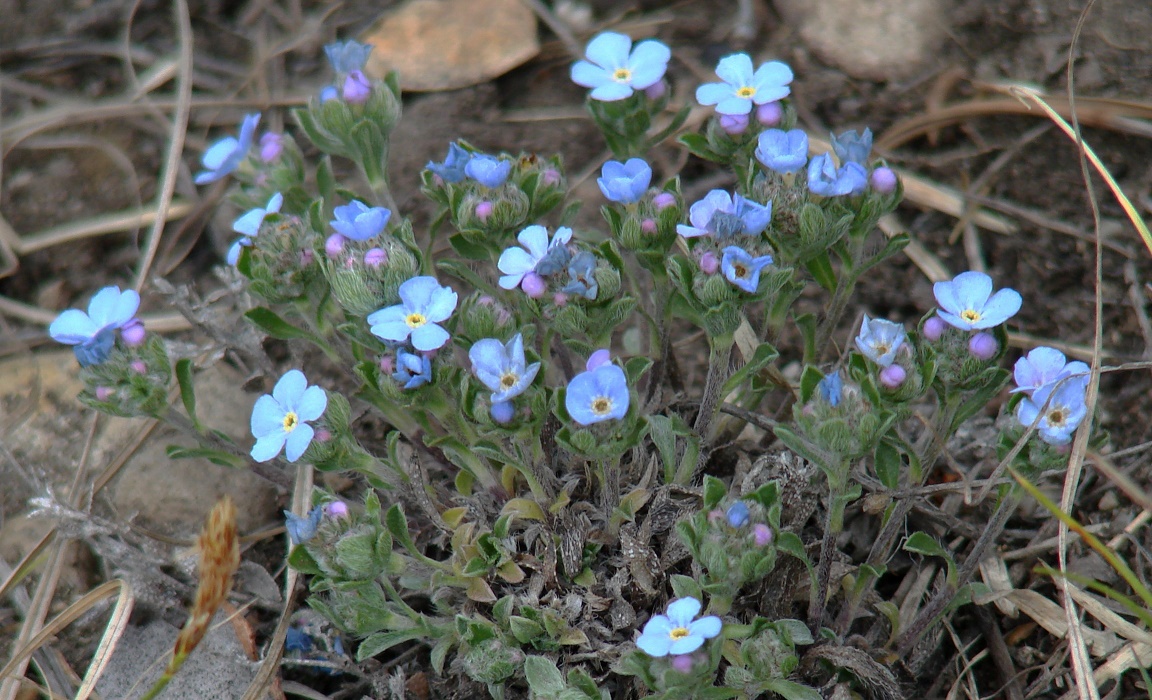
[314,429,332,443]
[364,247,387,267]
[342,70,371,103]
[521,272,546,298]
[326,500,349,518]
[652,192,676,211]
[871,167,898,194]
[325,233,346,257]
[553,292,568,306]
[756,101,784,126]
[490,401,515,424]
[707,509,724,523]
[586,349,611,371]
[671,655,693,673]
[719,113,749,135]
[753,523,774,546]
[644,81,667,100]
[95,386,114,401]
[379,355,395,374]
[879,364,907,388]
[130,360,147,374]
[968,332,998,360]
[699,251,719,275]
[121,319,146,347]
[259,132,284,163]
[923,315,946,341]
[299,249,314,266]
[640,218,657,234]
[542,169,561,186]
[475,200,494,223]
[344,255,358,269]
[477,295,495,307]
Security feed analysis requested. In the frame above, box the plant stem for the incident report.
[809,460,849,632]
[693,333,734,440]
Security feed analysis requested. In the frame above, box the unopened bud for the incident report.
[923,315,946,341]
[342,70,371,103]
[326,501,349,518]
[490,401,515,424]
[130,360,147,374]
[753,523,774,546]
[879,364,907,388]
[121,320,146,346]
[699,251,719,275]
[325,233,346,257]
[364,247,387,267]
[644,81,667,100]
[671,655,693,673]
[475,200,494,222]
[707,509,724,524]
[95,386,114,401]
[871,167,897,194]
[314,429,332,443]
[719,113,749,135]
[640,218,657,234]
[521,273,546,298]
[541,169,561,186]
[968,332,998,360]
[553,292,568,306]
[320,85,338,102]
[259,132,284,163]
[379,355,394,374]
[756,101,783,126]
[299,249,314,266]
[652,192,676,211]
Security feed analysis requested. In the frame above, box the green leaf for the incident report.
[669,574,703,602]
[524,655,566,695]
[164,445,245,468]
[759,679,822,700]
[873,439,902,490]
[677,133,723,163]
[720,341,779,397]
[509,615,545,644]
[798,365,824,404]
[805,252,837,292]
[357,628,425,661]
[903,531,946,558]
[174,359,200,431]
[430,637,452,675]
[447,233,492,260]
[245,307,323,344]
[286,545,322,575]
[385,504,419,555]
[702,475,726,509]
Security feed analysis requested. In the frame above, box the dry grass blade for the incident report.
[74,580,135,700]
[12,201,195,256]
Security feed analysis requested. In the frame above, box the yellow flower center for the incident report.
[669,627,691,640]
[873,342,890,356]
[613,67,633,83]
[733,263,750,279]
[1047,408,1067,427]
[737,86,756,98]
[591,396,614,415]
[405,312,427,329]
[960,309,981,323]
[282,411,299,433]
[500,371,519,389]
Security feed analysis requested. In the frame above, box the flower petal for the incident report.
[689,615,722,640]
[695,82,732,107]
[715,54,753,86]
[951,271,993,312]
[411,323,450,351]
[666,597,703,627]
[284,423,315,462]
[668,635,705,655]
[367,304,406,327]
[584,32,631,69]
[370,319,413,343]
[251,431,287,462]
[251,394,285,437]
[976,288,1022,328]
[590,82,634,101]
[424,286,459,322]
[398,276,441,309]
[715,96,754,115]
[498,247,539,277]
[571,60,609,88]
[296,386,328,421]
[49,309,98,344]
[273,369,307,406]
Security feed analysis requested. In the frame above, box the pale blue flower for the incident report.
[195,113,260,184]
[393,350,432,389]
[251,370,328,462]
[1015,375,1089,445]
[720,246,774,293]
[561,251,599,300]
[49,286,141,366]
[570,32,671,101]
[332,200,391,241]
[832,128,873,165]
[469,333,540,403]
[676,190,772,239]
[636,597,722,657]
[819,372,843,407]
[465,155,511,188]
[284,506,324,545]
[855,315,907,367]
[227,192,284,265]
[696,54,793,116]
[807,152,868,196]
[498,226,573,290]
[598,158,652,203]
[726,501,749,527]
[933,271,1022,331]
[426,143,473,183]
[1012,347,1090,397]
[368,277,458,351]
[566,361,629,425]
[324,40,373,74]
[755,129,808,174]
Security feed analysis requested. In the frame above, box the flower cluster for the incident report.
[1012,347,1090,445]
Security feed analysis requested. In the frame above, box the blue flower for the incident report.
[367,276,458,351]
[755,129,808,174]
[284,506,324,545]
[250,370,328,462]
[598,158,652,203]
[1012,347,1090,397]
[561,251,599,300]
[324,40,373,74]
[49,286,141,366]
[696,54,793,116]
[720,246,774,293]
[465,155,511,188]
[570,32,671,101]
[726,501,749,527]
[933,271,1022,331]
[227,192,284,265]
[1015,375,1089,445]
[566,360,629,425]
[285,627,314,653]
[469,333,541,403]
[498,225,573,290]
[854,315,907,367]
[832,128,873,165]
[807,153,868,197]
[677,190,772,239]
[331,200,391,241]
[636,597,722,657]
[393,350,432,389]
[195,113,260,184]
[819,372,843,407]
[426,143,473,183]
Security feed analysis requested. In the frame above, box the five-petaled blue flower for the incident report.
[284,506,324,545]
[598,158,652,203]
[426,143,473,183]
[331,200,390,241]
[819,372,843,407]
[195,113,260,184]
[855,315,907,367]
[324,40,373,74]
[933,271,1022,331]
[1015,374,1089,446]
[570,32,671,102]
[636,597,722,657]
[1012,347,1090,397]
[251,370,328,463]
[561,251,599,300]
[393,350,433,389]
[677,190,772,239]
[832,128,873,165]
[368,276,459,351]
[465,155,511,188]
[469,333,541,403]
[566,354,630,425]
[755,129,809,174]
[720,246,774,293]
[498,225,573,290]
[227,192,284,265]
[726,501,749,528]
[807,152,868,197]
[696,54,793,116]
[49,286,141,367]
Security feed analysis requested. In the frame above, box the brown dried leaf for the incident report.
[361,0,539,92]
